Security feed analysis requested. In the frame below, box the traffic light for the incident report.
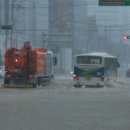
[123,35,130,40]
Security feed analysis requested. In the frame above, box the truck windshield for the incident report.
[76,56,102,64]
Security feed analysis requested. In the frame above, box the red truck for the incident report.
[4,42,56,88]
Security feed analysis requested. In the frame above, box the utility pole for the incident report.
[4,0,9,49]
[0,0,1,34]
[11,0,14,47]
[32,0,36,46]
[42,32,47,48]
[104,25,107,52]
[87,31,90,53]
[72,0,75,67]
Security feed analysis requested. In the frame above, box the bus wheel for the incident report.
[73,84,82,88]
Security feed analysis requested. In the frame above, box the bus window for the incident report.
[76,56,102,64]
[90,59,101,64]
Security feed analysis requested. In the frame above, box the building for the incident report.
[48,0,74,73]
[12,0,49,48]
[48,0,98,73]
[0,0,12,61]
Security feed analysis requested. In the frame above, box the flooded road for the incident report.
[0,74,130,130]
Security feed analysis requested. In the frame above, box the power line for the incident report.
[0,2,98,9]
[13,27,130,32]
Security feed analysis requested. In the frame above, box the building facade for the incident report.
[48,0,74,73]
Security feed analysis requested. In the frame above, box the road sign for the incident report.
[99,0,130,6]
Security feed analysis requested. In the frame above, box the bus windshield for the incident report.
[76,56,102,64]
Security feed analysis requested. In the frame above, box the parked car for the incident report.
[126,68,130,77]
[0,66,5,78]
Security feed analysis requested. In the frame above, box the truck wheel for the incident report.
[32,83,37,88]
[37,77,41,86]
[4,78,10,84]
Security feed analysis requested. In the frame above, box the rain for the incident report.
[0,0,130,130]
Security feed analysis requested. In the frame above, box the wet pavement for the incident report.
[0,74,130,130]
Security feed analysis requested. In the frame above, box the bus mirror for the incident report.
[53,56,57,66]
[117,62,120,67]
